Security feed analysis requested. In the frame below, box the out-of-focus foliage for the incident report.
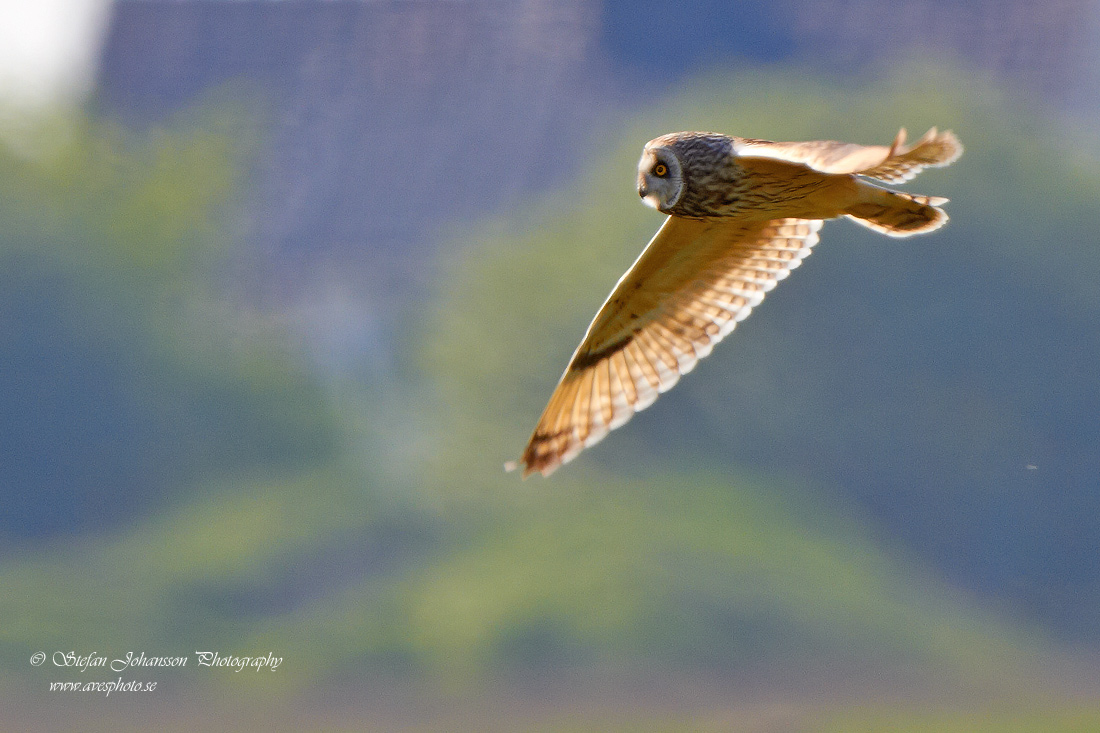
[4,62,1100,731]
[815,706,1100,733]
[0,105,337,537]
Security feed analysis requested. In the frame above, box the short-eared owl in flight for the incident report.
[510,127,963,477]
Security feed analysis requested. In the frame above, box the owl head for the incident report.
[637,132,734,216]
[636,143,685,213]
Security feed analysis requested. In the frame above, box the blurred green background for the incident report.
[3,1,1100,730]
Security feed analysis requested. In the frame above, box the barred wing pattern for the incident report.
[733,127,963,185]
[515,216,823,477]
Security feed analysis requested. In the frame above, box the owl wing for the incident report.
[734,127,963,184]
[512,215,823,477]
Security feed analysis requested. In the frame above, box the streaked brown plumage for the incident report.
[509,127,963,477]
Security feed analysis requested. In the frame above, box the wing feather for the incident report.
[624,340,659,393]
[610,350,637,407]
[516,215,823,476]
[734,127,963,184]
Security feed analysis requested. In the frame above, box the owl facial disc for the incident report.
[637,146,683,212]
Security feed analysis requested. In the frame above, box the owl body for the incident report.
[640,131,864,221]
[512,127,964,477]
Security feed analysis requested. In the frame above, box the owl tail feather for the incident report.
[844,187,948,237]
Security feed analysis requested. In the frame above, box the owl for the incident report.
[509,127,963,477]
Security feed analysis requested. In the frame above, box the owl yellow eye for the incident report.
[653,163,668,177]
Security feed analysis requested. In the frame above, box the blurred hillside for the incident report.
[97,0,612,301]
[606,0,1100,114]
[0,109,338,538]
[96,0,1100,304]
[2,1,1100,729]
[785,0,1100,113]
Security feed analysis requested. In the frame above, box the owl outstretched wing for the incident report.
[733,127,963,184]
[512,216,822,477]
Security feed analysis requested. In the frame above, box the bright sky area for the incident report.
[0,0,111,110]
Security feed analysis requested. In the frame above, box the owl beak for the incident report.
[638,180,661,210]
